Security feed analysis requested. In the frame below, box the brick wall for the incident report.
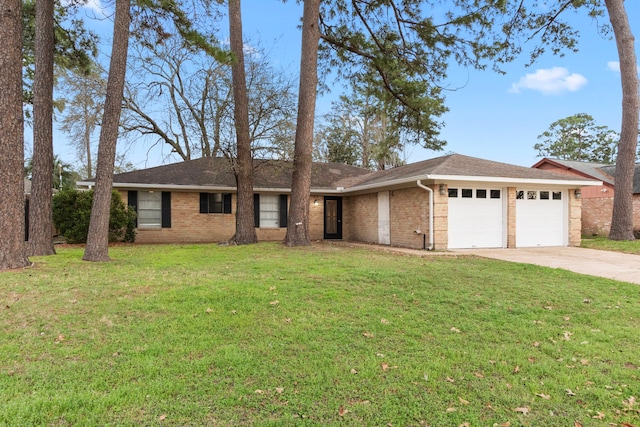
[344,193,378,243]
[568,190,582,246]
[389,187,430,249]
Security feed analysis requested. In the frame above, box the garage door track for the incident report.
[459,247,640,285]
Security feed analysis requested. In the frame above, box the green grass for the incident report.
[582,236,640,254]
[1,243,639,426]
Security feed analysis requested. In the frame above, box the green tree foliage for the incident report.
[53,189,136,244]
[25,155,80,190]
[535,113,622,163]
[22,0,97,112]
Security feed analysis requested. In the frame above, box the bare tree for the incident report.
[59,69,106,179]
[606,0,639,241]
[83,0,131,262]
[28,0,56,256]
[0,0,31,269]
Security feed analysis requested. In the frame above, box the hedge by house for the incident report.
[53,189,136,244]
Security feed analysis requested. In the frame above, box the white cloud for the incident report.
[509,67,587,95]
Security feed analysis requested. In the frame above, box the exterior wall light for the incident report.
[574,189,581,199]
[439,184,446,195]
[314,198,319,206]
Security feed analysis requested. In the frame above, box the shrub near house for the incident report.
[52,189,136,243]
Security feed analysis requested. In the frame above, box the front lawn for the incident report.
[1,243,639,426]
[582,236,640,255]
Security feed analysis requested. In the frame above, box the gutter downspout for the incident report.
[416,180,434,251]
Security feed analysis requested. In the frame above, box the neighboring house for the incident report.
[78,154,600,250]
[533,158,640,236]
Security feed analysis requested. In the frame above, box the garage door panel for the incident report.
[516,190,566,247]
[448,188,504,249]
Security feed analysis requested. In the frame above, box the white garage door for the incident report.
[516,190,566,247]
[448,187,504,249]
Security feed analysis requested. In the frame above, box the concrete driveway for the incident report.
[458,247,640,285]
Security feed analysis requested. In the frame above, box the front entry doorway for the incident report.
[324,196,342,239]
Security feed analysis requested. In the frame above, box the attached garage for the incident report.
[447,186,505,249]
[515,189,566,247]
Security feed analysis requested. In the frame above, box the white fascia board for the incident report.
[341,174,602,193]
[426,174,603,187]
[78,180,348,194]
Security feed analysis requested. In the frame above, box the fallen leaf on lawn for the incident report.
[513,407,530,414]
[363,331,374,338]
[158,414,167,421]
[513,366,520,373]
[446,407,456,412]
[544,306,553,310]
[459,397,469,405]
[338,406,349,416]
[351,368,358,374]
[564,316,571,321]
[55,334,65,343]
[580,359,589,365]
[459,423,470,427]
[592,411,605,419]
[446,376,455,383]
[533,320,543,324]
[269,300,279,305]
[382,363,390,371]
[533,341,540,347]
[255,389,265,394]
[450,327,461,333]
[535,393,551,400]
[284,318,292,323]
[583,298,591,304]
[580,341,589,345]
[621,423,638,427]
[506,383,512,390]
[269,286,276,291]
[474,372,484,378]
[563,331,573,340]
[230,310,237,315]
[565,389,576,396]
[275,387,284,394]
[528,357,536,363]
[574,422,582,427]
[206,308,213,313]
[499,422,511,427]
[424,373,429,381]
[376,353,384,357]
[381,318,390,325]
[623,396,637,410]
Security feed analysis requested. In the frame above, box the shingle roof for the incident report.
[99,154,596,193]
[346,154,592,188]
[110,157,374,191]
[537,158,640,193]
[537,158,615,186]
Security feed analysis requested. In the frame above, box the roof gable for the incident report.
[533,158,640,192]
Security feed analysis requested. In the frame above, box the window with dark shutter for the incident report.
[161,192,171,228]
[128,190,138,227]
[279,194,288,228]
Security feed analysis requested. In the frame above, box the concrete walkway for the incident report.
[457,247,640,285]
[328,242,640,285]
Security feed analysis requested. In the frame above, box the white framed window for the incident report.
[138,191,162,228]
[259,194,280,228]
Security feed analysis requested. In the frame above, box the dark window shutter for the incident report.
[254,194,260,228]
[161,192,171,228]
[223,193,232,214]
[279,194,288,228]
[128,191,138,227]
[199,193,208,213]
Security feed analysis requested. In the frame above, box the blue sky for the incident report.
[53,0,639,169]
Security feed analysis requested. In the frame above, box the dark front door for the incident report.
[324,196,342,239]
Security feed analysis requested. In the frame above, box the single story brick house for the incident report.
[532,157,640,236]
[78,154,600,249]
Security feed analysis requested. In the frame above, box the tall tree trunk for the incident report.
[606,0,639,241]
[83,0,131,262]
[0,0,30,269]
[229,0,257,245]
[28,0,56,256]
[285,0,320,247]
